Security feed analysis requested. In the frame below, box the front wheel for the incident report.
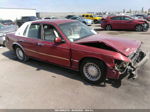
[80,59,106,84]
[105,25,112,31]
[15,47,28,62]
[135,25,143,32]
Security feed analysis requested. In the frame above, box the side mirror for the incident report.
[54,37,62,43]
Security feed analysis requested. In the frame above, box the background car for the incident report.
[101,16,149,31]
[65,15,76,19]
[16,16,38,27]
[82,14,102,23]
[69,16,93,25]
[0,20,15,25]
[132,14,150,21]
[44,16,58,19]
[0,23,18,46]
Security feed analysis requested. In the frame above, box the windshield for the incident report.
[59,22,96,42]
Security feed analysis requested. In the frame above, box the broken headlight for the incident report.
[114,60,129,74]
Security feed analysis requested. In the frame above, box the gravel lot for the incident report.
[0,25,150,109]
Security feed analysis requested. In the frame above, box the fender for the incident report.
[12,42,25,52]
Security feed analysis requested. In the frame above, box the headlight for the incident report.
[114,60,129,74]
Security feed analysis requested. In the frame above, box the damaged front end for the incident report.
[114,48,149,79]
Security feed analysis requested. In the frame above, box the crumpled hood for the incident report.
[75,34,141,56]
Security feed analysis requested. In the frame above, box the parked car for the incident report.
[0,23,18,46]
[101,16,149,32]
[44,16,58,20]
[82,14,102,23]
[6,20,149,84]
[16,16,38,27]
[0,20,15,25]
[132,14,150,21]
[65,15,76,19]
[70,16,93,25]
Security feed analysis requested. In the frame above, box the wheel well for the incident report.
[135,24,142,27]
[79,57,106,68]
[12,44,18,50]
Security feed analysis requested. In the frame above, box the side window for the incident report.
[82,15,84,17]
[123,17,132,21]
[43,24,60,42]
[90,15,93,18]
[111,17,121,20]
[86,15,89,17]
[27,24,41,39]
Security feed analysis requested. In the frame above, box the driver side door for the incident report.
[36,24,71,67]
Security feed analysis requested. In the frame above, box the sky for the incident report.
[0,0,150,12]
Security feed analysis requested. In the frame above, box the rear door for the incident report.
[16,23,43,59]
[121,16,134,30]
[110,16,122,29]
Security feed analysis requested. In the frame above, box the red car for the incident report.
[5,20,149,84]
[101,16,149,32]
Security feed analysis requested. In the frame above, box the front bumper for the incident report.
[119,49,149,79]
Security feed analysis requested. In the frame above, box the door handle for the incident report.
[37,43,45,46]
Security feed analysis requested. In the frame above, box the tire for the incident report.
[15,47,28,62]
[105,25,112,31]
[3,41,6,47]
[94,20,98,24]
[142,23,149,32]
[135,25,143,32]
[80,59,106,84]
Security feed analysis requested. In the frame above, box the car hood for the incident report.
[75,34,141,56]
[0,25,17,33]
[134,19,147,23]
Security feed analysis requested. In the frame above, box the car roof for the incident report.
[31,19,76,25]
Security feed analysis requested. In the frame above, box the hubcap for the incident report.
[106,25,111,30]
[83,63,101,81]
[16,48,24,60]
[136,25,142,31]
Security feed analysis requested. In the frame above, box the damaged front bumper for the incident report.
[115,49,149,79]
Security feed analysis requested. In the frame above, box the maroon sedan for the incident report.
[101,16,149,32]
[5,20,149,84]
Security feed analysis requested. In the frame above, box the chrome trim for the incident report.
[72,59,79,62]
[25,48,69,61]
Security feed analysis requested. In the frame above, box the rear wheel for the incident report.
[105,25,112,31]
[15,47,28,62]
[135,25,143,32]
[80,59,106,84]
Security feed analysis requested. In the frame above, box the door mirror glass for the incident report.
[54,37,62,43]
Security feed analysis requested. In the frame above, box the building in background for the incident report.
[0,8,36,21]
